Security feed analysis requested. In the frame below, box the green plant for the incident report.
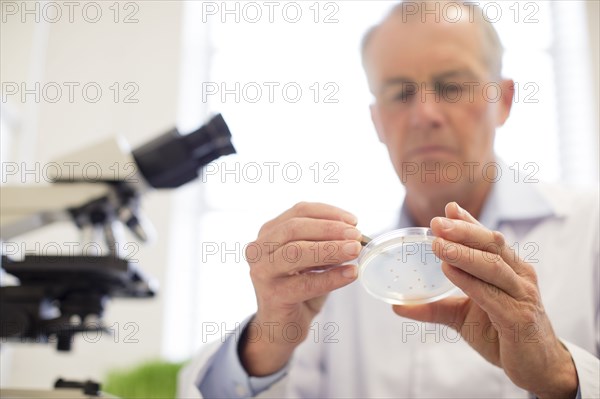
[103,360,186,399]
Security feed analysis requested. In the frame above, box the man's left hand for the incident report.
[392,202,578,399]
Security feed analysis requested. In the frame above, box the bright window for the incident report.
[169,1,598,358]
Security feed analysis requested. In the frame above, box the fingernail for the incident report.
[344,213,358,225]
[444,243,458,257]
[343,241,361,256]
[342,265,357,279]
[455,203,464,215]
[437,217,453,230]
[344,228,362,240]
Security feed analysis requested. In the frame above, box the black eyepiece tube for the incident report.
[132,114,236,188]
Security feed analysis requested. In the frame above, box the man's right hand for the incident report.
[240,202,362,376]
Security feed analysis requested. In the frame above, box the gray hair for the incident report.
[361,1,505,78]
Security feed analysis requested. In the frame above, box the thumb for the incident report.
[392,296,468,326]
[445,202,482,226]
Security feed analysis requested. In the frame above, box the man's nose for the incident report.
[408,87,444,130]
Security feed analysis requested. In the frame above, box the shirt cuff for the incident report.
[198,316,288,398]
[561,339,600,399]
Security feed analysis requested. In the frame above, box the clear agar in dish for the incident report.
[358,227,457,305]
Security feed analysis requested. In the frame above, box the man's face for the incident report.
[364,14,513,199]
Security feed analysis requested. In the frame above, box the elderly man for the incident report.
[179,2,599,398]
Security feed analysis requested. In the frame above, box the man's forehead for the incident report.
[371,12,482,53]
[364,13,488,86]
[382,69,479,87]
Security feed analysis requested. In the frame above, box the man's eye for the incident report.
[393,89,416,102]
[440,83,461,93]
[439,83,463,101]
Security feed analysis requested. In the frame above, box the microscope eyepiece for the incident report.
[133,114,235,188]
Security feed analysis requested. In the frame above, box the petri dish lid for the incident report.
[358,227,457,305]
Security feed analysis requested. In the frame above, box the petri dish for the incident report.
[358,227,457,305]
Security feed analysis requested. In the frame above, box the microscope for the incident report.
[0,114,235,352]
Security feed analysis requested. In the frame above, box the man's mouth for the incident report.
[405,145,457,159]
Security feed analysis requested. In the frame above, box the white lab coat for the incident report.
[178,182,600,398]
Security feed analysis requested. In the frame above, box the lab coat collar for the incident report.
[397,160,557,231]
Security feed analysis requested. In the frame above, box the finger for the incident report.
[433,237,525,298]
[431,216,504,255]
[434,208,532,278]
[445,202,482,226]
[493,235,537,280]
[297,264,341,273]
[266,202,358,230]
[441,262,514,325]
[269,240,362,277]
[280,264,358,303]
[259,217,362,248]
[392,296,468,326]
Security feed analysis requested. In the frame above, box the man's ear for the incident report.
[370,103,386,143]
[496,79,515,127]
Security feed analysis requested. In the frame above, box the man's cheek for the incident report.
[466,95,496,124]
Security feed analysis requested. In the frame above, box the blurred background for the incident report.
[1,0,598,393]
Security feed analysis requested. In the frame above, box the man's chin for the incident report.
[404,179,469,198]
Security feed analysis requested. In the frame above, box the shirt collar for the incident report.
[478,162,556,229]
[397,161,557,230]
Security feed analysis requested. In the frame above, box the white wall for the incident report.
[1,1,184,388]
[587,0,600,171]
